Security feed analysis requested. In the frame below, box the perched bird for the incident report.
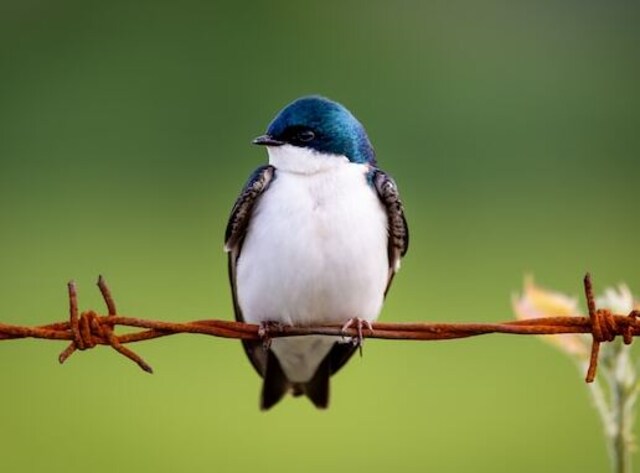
[224,96,408,410]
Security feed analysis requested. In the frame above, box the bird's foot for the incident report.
[258,321,286,350]
[341,318,373,357]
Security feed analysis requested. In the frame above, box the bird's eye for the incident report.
[297,130,315,142]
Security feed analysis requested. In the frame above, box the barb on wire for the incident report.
[0,273,638,381]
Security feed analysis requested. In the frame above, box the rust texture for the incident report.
[0,273,638,382]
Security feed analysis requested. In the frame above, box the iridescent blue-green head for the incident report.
[253,96,376,164]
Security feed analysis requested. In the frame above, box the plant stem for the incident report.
[611,376,630,473]
[597,342,636,473]
[581,341,636,473]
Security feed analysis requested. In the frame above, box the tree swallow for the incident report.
[224,96,408,410]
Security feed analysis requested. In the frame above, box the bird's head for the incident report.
[253,96,376,165]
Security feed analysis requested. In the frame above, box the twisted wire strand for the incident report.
[1,274,638,382]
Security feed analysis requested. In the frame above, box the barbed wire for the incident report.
[0,273,638,382]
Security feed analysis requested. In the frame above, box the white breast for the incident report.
[235,145,390,382]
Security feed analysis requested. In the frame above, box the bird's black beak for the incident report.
[252,134,285,146]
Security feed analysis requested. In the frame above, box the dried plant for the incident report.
[513,277,640,473]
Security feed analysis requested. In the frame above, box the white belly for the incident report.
[235,151,389,382]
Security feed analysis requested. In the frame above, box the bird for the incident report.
[224,95,408,410]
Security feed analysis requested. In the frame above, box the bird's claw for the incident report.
[341,318,373,357]
[258,321,286,350]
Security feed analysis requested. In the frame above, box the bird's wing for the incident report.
[370,168,409,295]
[224,165,276,376]
[224,165,276,254]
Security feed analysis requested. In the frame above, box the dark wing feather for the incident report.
[371,168,409,295]
[224,165,275,377]
[224,165,276,253]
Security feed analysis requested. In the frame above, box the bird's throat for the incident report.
[267,144,350,174]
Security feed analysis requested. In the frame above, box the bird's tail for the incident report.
[261,350,330,410]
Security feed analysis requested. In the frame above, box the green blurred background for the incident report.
[1,1,638,472]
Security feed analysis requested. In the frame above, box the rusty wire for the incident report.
[0,273,638,382]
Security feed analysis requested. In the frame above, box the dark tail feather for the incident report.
[261,351,332,410]
[261,350,290,410]
[299,354,331,409]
